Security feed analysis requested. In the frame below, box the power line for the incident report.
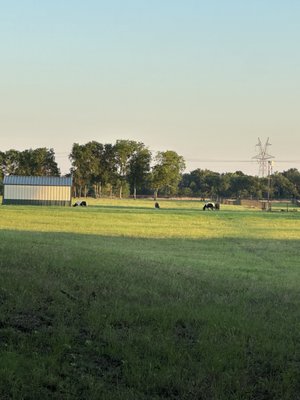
[55,153,300,164]
[185,159,300,163]
[186,159,254,163]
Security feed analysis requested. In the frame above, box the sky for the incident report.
[1,0,300,175]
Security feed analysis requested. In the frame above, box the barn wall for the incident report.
[3,199,70,206]
[3,185,71,206]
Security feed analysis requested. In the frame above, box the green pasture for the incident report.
[0,199,300,399]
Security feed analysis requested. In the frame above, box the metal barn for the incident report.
[2,176,72,206]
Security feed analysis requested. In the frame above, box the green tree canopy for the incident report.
[1,148,59,177]
[114,140,145,198]
[128,146,151,198]
[151,150,185,199]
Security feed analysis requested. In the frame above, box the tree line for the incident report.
[180,168,300,200]
[70,140,185,198]
[1,141,300,200]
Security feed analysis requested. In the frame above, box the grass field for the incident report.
[0,199,300,399]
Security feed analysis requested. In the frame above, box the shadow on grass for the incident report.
[1,229,300,399]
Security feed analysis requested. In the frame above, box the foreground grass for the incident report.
[0,199,300,399]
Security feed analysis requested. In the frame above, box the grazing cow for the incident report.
[203,202,215,210]
[73,200,87,207]
[203,202,220,211]
[155,202,160,209]
[203,202,215,211]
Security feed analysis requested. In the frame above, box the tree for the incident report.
[114,140,143,198]
[1,148,59,177]
[2,150,20,175]
[0,151,5,180]
[89,142,118,198]
[271,173,298,199]
[69,143,92,197]
[0,151,4,195]
[204,172,221,199]
[70,141,119,198]
[18,148,60,176]
[83,141,105,198]
[128,146,151,199]
[187,169,210,197]
[282,169,300,198]
[230,173,261,199]
[179,169,218,198]
[101,144,118,197]
[151,151,185,199]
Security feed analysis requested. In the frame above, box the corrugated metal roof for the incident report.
[3,176,72,187]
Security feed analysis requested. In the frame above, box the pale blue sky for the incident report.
[1,1,299,174]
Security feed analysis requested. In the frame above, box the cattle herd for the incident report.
[72,200,220,210]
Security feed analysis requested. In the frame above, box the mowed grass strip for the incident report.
[0,200,300,399]
[0,199,299,239]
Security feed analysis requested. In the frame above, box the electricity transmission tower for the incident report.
[252,138,274,177]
